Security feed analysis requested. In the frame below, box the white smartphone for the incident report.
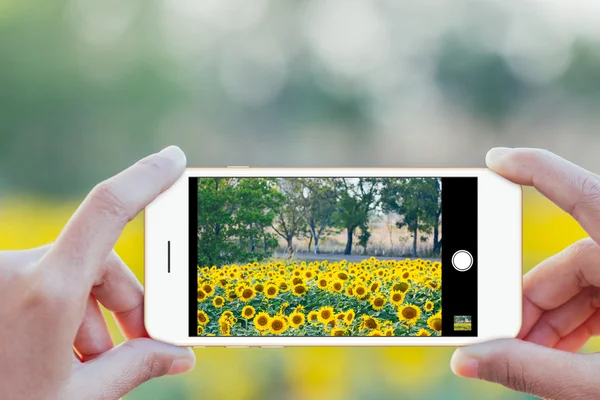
[145,168,522,347]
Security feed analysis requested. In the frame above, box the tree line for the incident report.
[196,177,441,267]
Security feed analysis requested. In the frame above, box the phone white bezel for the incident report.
[145,168,522,347]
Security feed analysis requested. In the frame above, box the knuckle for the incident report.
[481,356,533,394]
[24,269,76,312]
[504,362,531,394]
[143,352,172,380]
[37,281,74,310]
[514,148,553,166]
[565,238,597,279]
[569,237,597,256]
[90,181,130,223]
[572,175,600,219]
[121,339,172,382]
[589,286,600,309]
[138,154,171,175]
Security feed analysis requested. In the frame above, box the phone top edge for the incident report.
[185,167,489,171]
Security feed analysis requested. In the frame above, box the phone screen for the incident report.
[188,177,477,338]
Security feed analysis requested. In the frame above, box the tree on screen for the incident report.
[333,178,381,255]
[381,178,441,257]
[271,178,307,255]
[196,178,284,266]
[299,178,338,254]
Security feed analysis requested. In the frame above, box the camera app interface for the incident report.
[188,177,477,337]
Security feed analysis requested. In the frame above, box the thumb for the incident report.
[451,339,600,400]
[69,338,195,400]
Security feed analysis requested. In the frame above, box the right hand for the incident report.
[451,148,600,399]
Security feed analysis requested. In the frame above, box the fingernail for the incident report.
[450,348,479,378]
[158,145,187,167]
[168,358,195,375]
[485,147,512,168]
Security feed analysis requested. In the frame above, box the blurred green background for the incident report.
[2,0,600,398]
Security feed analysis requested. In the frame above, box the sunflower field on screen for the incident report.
[197,257,441,337]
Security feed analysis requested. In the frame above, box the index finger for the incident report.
[486,147,600,244]
[43,146,186,286]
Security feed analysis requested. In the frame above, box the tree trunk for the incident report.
[412,227,418,258]
[433,210,441,255]
[314,234,320,254]
[344,227,354,255]
[307,234,313,252]
[286,237,294,255]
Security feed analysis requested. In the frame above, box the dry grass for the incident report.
[271,215,440,257]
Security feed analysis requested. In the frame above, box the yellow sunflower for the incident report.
[345,309,355,325]
[242,305,256,320]
[369,281,381,292]
[197,289,207,302]
[292,284,307,297]
[317,277,329,289]
[268,315,289,335]
[361,315,380,331]
[424,301,434,312]
[427,313,442,332]
[368,330,384,336]
[370,294,386,311]
[354,284,368,299]
[317,306,335,324]
[416,328,431,336]
[336,271,349,281]
[307,311,319,324]
[427,280,440,290]
[202,283,214,296]
[239,287,256,302]
[329,280,344,293]
[220,310,235,321]
[391,281,411,293]
[264,283,279,299]
[212,296,225,308]
[389,290,405,306]
[398,304,421,325]
[289,311,306,328]
[219,320,232,336]
[197,325,204,335]
[330,328,346,336]
[254,312,270,331]
[278,280,290,292]
[197,310,209,325]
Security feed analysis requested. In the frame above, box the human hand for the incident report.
[0,146,195,400]
[451,148,600,399]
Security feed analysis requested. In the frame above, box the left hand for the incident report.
[0,146,195,400]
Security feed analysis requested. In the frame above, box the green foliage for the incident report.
[196,178,284,266]
[381,178,441,257]
[271,178,308,252]
[298,178,338,253]
[332,178,382,255]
